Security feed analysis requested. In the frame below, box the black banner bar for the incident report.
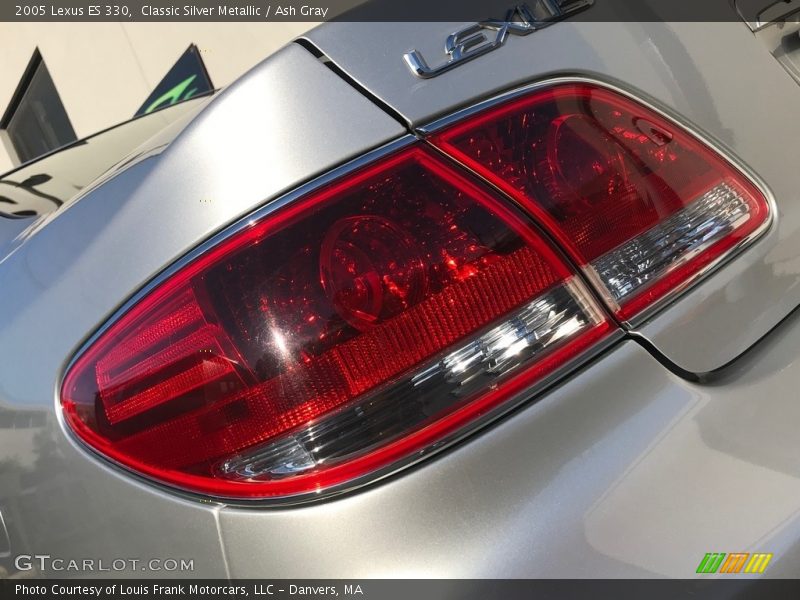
[3,580,800,600]
[0,0,758,23]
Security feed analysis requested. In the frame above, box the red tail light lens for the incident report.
[433,83,771,320]
[61,147,611,499]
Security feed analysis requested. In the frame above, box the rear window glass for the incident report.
[0,96,208,219]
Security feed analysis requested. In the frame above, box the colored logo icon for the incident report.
[696,552,773,574]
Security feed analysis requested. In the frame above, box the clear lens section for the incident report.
[218,277,605,481]
[589,181,753,312]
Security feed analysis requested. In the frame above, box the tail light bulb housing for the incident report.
[432,83,771,321]
[61,146,612,499]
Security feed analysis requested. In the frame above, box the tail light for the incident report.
[61,146,611,499]
[62,82,770,499]
[432,83,771,321]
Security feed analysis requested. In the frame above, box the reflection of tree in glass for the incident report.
[0,172,61,218]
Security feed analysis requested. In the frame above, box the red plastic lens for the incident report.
[320,215,428,330]
[433,83,770,319]
[61,146,610,498]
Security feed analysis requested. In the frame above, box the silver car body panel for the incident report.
[303,21,800,373]
[1,20,800,578]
